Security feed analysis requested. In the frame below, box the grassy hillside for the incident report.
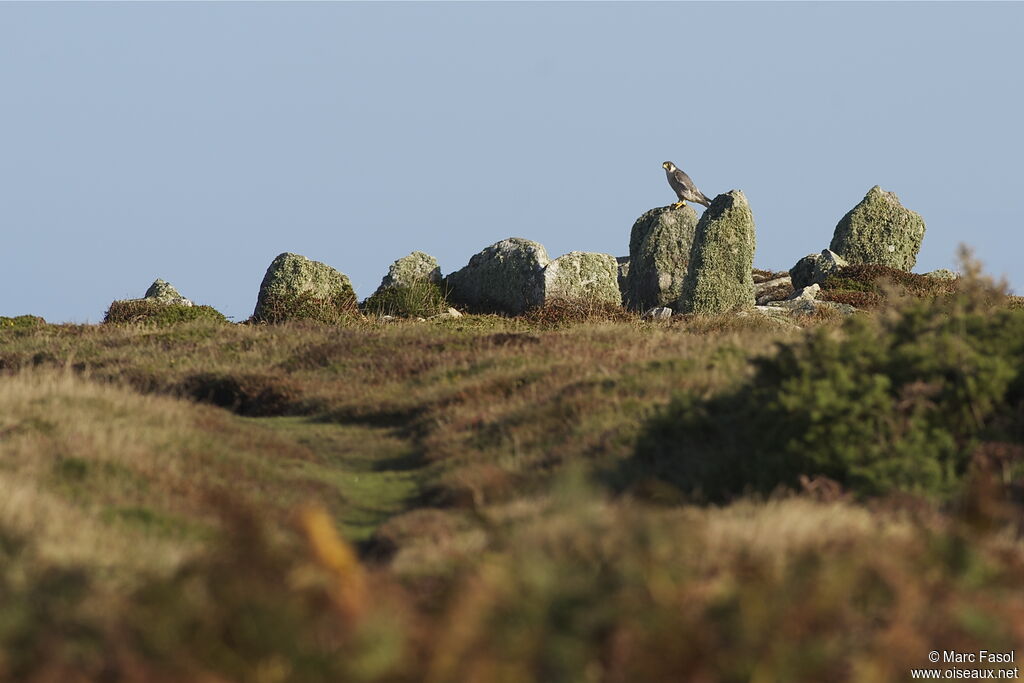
[1,277,1023,681]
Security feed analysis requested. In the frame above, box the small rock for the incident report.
[372,251,443,297]
[786,283,821,302]
[924,269,959,280]
[144,279,193,306]
[428,307,464,320]
[642,306,673,320]
[790,249,848,289]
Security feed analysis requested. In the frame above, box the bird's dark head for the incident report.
[662,161,675,171]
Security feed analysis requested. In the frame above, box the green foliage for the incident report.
[103,300,228,326]
[0,315,45,329]
[362,282,449,318]
[253,290,359,324]
[635,286,1024,500]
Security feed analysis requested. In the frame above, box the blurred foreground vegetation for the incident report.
[1,264,1023,682]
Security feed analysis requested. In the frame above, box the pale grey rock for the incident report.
[642,306,673,320]
[373,251,443,297]
[542,252,621,305]
[786,283,821,302]
[143,279,193,307]
[790,249,848,289]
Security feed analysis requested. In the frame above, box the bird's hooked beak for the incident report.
[662,162,672,170]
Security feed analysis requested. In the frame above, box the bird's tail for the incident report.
[700,193,712,208]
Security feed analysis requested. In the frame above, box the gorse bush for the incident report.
[635,272,1024,500]
[103,300,228,325]
[361,281,449,318]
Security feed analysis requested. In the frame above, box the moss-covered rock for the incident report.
[372,251,442,296]
[104,300,227,325]
[445,238,549,314]
[104,279,223,325]
[252,253,357,324]
[677,191,756,314]
[542,252,621,306]
[830,186,926,270]
[624,205,698,311]
[144,279,193,306]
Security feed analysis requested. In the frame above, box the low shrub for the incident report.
[103,300,228,326]
[819,264,960,309]
[633,279,1024,500]
[362,282,449,318]
[522,299,637,327]
[253,291,359,324]
[0,315,45,329]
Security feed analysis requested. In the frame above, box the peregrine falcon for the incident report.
[662,161,712,209]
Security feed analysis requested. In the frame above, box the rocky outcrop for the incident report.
[677,191,756,314]
[445,238,549,314]
[542,252,621,306]
[790,249,848,289]
[624,205,699,311]
[829,186,926,270]
[253,252,357,323]
[144,279,193,306]
[373,251,442,296]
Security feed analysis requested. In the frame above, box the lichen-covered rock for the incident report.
[372,251,442,296]
[790,249,848,289]
[677,191,756,314]
[253,252,357,323]
[924,268,959,280]
[624,205,699,311]
[829,186,926,270]
[144,279,193,306]
[542,252,621,305]
[445,238,549,314]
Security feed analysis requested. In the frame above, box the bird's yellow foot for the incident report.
[671,201,685,209]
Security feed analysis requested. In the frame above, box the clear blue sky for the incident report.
[2,2,1021,322]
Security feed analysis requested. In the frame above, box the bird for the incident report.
[662,161,712,209]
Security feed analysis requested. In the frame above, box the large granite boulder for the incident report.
[445,238,549,314]
[372,251,442,295]
[829,186,926,270]
[253,252,357,323]
[624,205,699,311]
[677,190,756,314]
[790,249,849,289]
[542,251,621,305]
